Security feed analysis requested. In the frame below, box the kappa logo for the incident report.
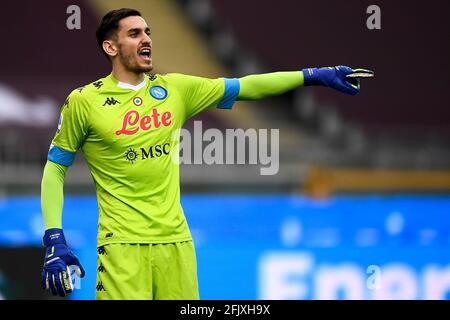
[96,281,106,292]
[98,263,106,273]
[150,86,167,100]
[97,246,107,255]
[93,81,103,89]
[103,97,120,106]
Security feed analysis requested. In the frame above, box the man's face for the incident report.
[113,16,153,73]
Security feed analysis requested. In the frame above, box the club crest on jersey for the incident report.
[149,86,167,100]
[133,97,143,106]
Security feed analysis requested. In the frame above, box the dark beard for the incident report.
[119,50,152,74]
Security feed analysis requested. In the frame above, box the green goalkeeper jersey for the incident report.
[48,73,239,246]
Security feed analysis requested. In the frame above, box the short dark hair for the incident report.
[96,8,142,59]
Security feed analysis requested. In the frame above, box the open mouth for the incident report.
[139,48,151,60]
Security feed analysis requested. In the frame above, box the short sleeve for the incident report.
[48,89,90,166]
[168,73,240,121]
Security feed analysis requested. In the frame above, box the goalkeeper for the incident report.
[40,8,373,299]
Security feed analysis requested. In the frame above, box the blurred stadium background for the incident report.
[0,0,449,299]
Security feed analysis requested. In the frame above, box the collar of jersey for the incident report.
[116,78,147,91]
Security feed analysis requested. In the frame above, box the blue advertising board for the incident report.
[0,195,449,299]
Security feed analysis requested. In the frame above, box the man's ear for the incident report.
[102,40,117,58]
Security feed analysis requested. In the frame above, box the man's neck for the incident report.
[111,65,146,86]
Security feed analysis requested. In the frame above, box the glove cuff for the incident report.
[43,228,67,246]
[302,68,320,86]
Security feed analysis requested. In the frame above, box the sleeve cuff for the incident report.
[218,78,240,109]
[48,144,76,167]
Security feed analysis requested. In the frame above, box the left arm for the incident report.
[238,71,304,100]
[236,66,374,100]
